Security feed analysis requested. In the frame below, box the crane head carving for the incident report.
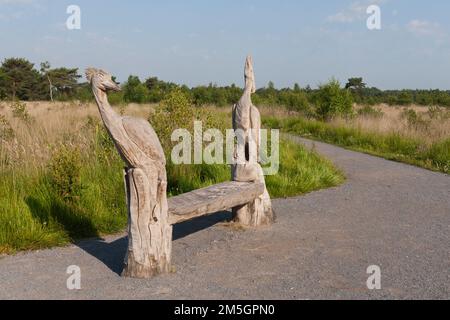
[244,55,256,94]
[85,68,121,92]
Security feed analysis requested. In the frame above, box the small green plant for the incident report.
[10,101,32,122]
[0,115,15,141]
[49,145,83,203]
[402,109,430,132]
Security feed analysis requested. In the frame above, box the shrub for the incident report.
[397,91,413,105]
[10,101,32,122]
[402,109,430,132]
[150,88,196,153]
[49,145,83,202]
[279,90,311,113]
[313,79,354,121]
[108,91,125,107]
[123,75,149,103]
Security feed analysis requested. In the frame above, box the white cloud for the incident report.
[406,20,442,37]
[327,0,387,23]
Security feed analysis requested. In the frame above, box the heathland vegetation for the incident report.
[263,105,450,174]
[0,90,344,254]
[1,57,449,254]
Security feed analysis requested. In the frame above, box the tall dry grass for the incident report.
[346,104,450,144]
[0,101,155,170]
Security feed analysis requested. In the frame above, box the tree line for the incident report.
[1,58,450,112]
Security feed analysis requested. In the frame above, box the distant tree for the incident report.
[123,75,149,103]
[293,83,301,92]
[49,68,80,98]
[345,77,366,91]
[143,76,179,103]
[0,58,43,101]
[0,69,6,99]
[40,62,80,101]
[144,77,159,91]
[397,91,413,106]
[40,61,53,101]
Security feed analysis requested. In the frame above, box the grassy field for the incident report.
[263,104,450,174]
[0,100,344,254]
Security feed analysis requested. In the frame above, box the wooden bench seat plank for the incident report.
[168,181,265,225]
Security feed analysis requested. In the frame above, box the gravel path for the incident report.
[0,138,449,300]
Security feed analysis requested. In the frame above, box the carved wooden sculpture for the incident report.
[232,56,274,226]
[86,68,172,279]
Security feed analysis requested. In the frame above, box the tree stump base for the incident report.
[122,167,172,279]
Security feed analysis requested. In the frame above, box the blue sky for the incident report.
[1,0,450,89]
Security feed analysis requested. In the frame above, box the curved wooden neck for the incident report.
[244,79,254,97]
[92,87,119,124]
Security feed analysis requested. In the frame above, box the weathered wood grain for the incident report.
[168,182,265,225]
[87,68,172,279]
[87,64,273,281]
[231,56,274,227]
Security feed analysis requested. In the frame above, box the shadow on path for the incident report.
[76,211,232,275]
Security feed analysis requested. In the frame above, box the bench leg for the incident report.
[122,167,173,279]
[232,164,274,227]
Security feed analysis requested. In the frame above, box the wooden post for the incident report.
[122,166,172,278]
[231,56,274,227]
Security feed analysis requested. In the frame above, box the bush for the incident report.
[123,75,149,103]
[49,145,83,202]
[150,88,196,152]
[150,88,231,195]
[402,109,430,132]
[108,91,125,106]
[279,90,311,113]
[10,101,32,122]
[313,79,354,121]
[397,91,413,106]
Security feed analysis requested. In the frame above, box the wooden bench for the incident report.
[168,181,265,225]
[88,57,274,279]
